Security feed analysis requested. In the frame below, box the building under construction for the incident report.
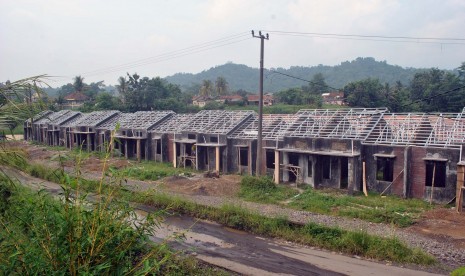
[25,108,465,204]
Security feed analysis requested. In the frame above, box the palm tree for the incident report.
[116,76,128,103]
[73,75,85,93]
[215,76,228,96]
[200,79,213,97]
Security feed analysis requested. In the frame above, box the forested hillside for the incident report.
[165,57,428,93]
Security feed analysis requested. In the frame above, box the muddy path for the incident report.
[2,166,442,276]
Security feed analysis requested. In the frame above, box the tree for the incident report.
[215,76,228,96]
[343,78,384,108]
[200,79,213,97]
[274,88,305,105]
[303,73,329,95]
[73,75,85,93]
[116,76,128,103]
[94,92,122,110]
[84,81,105,100]
[123,73,184,112]
[408,68,464,112]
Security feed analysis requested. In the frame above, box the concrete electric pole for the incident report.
[252,30,269,176]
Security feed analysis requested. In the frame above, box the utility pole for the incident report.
[252,30,269,176]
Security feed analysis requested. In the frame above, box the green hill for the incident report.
[165,57,427,93]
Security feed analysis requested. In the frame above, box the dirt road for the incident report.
[2,166,441,276]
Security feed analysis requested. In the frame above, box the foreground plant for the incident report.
[0,132,222,274]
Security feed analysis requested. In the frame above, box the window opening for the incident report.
[376,157,394,181]
[425,161,446,188]
[322,156,331,179]
[240,148,248,166]
[266,150,275,169]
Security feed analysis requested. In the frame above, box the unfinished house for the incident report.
[173,110,254,172]
[95,113,132,153]
[278,108,387,193]
[46,111,82,146]
[30,110,75,144]
[114,111,174,161]
[149,114,193,163]
[67,110,121,151]
[228,114,298,176]
[24,110,53,141]
[363,111,465,203]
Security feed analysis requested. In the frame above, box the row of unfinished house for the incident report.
[24,108,465,206]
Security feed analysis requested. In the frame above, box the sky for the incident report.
[1,0,464,87]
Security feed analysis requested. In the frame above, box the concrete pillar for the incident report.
[87,133,91,152]
[215,146,220,172]
[136,139,141,162]
[347,157,359,195]
[145,139,148,161]
[173,142,177,168]
[248,143,253,175]
[124,140,128,159]
[403,146,412,198]
[456,164,464,211]
[274,150,280,184]
[282,152,289,182]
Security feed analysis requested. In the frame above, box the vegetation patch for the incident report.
[288,187,432,227]
[0,175,224,275]
[239,176,298,203]
[115,161,194,181]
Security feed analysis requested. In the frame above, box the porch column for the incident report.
[457,164,464,212]
[403,146,412,198]
[274,150,280,184]
[124,140,128,159]
[136,139,141,162]
[173,142,177,168]
[248,143,253,175]
[87,133,91,152]
[215,146,220,172]
[282,152,289,182]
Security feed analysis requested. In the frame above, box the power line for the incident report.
[266,70,341,91]
[81,32,251,78]
[264,30,465,43]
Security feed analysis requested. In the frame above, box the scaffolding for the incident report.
[68,110,121,129]
[96,113,132,131]
[118,111,174,131]
[364,111,465,149]
[182,110,254,134]
[150,114,193,134]
[228,114,298,140]
[287,108,388,140]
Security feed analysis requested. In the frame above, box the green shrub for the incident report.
[452,267,465,276]
[239,176,298,203]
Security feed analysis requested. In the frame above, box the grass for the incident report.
[115,161,195,181]
[288,187,432,227]
[452,266,465,276]
[239,176,298,203]
[0,163,226,274]
[14,159,436,266]
[238,177,432,227]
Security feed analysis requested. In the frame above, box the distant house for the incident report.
[321,91,344,106]
[192,95,211,107]
[63,92,90,109]
[247,94,274,106]
[215,94,243,104]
